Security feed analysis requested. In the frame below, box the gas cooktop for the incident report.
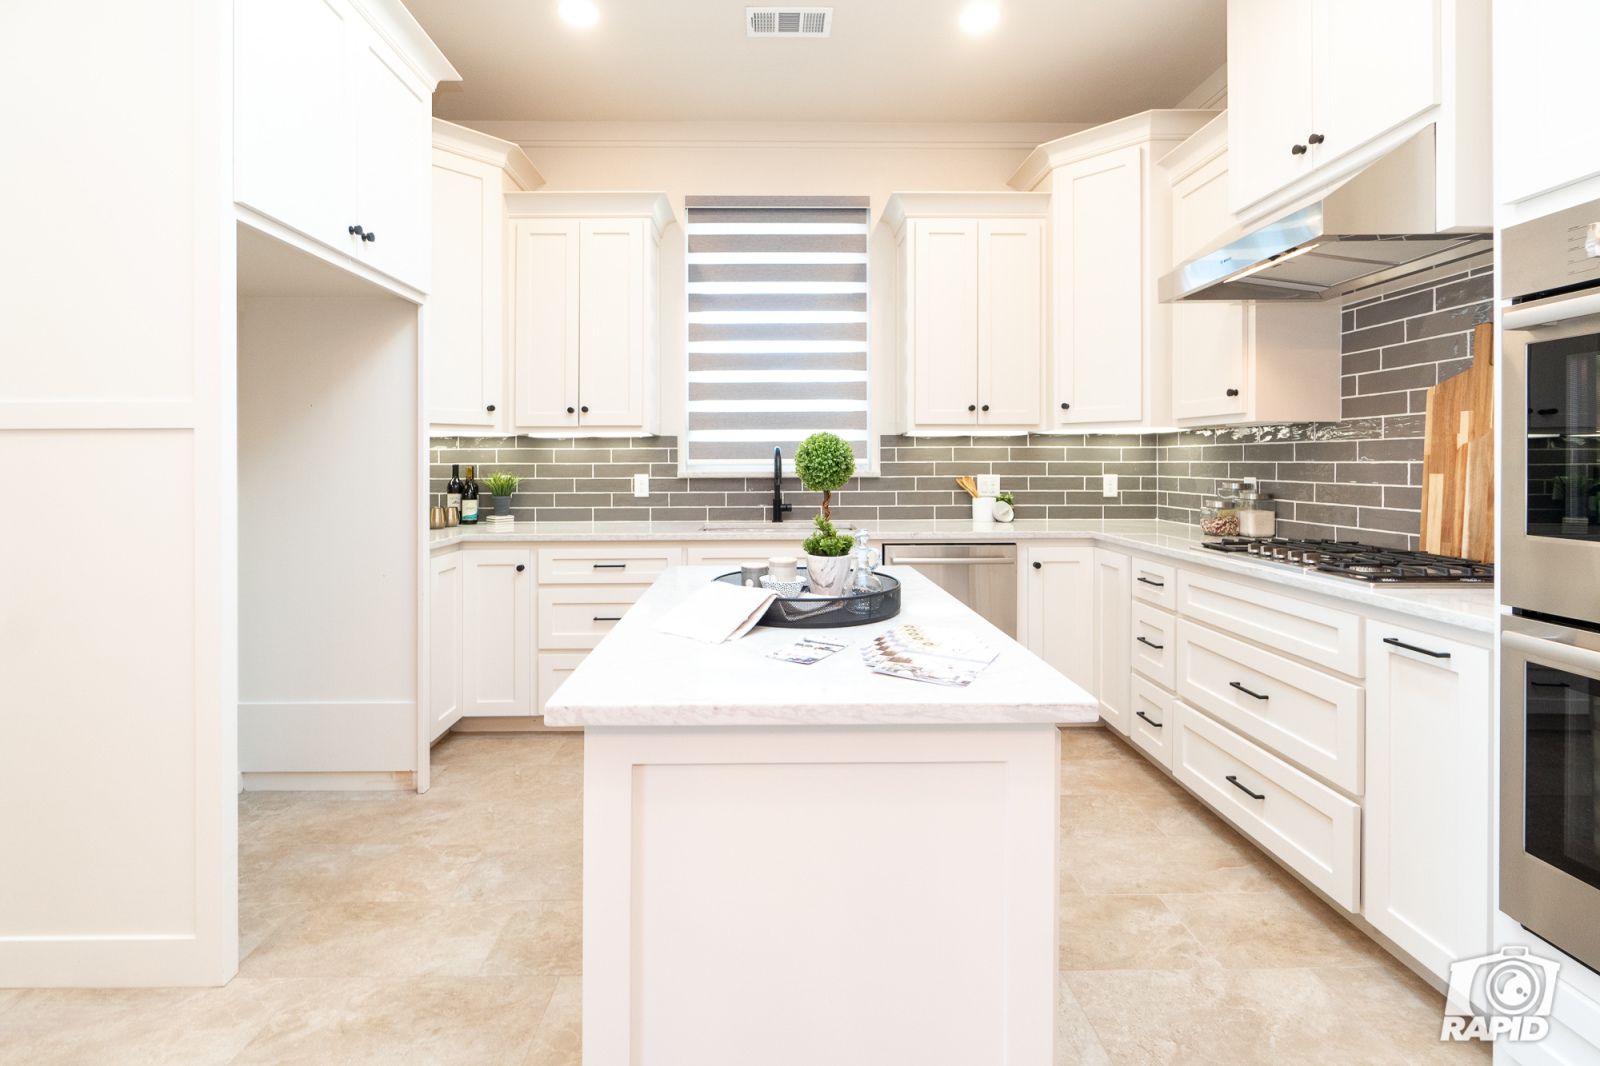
[1199,537,1494,584]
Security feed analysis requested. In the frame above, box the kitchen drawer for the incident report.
[686,542,787,568]
[1128,675,1174,770]
[1172,702,1361,911]
[1131,601,1176,690]
[537,545,682,584]
[1176,620,1363,793]
[1130,558,1176,610]
[537,651,586,714]
[538,586,645,650]
[1177,569,1362,675]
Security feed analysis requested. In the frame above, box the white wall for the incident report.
[0,0,237,986]
[238,295,421,777]
[470,120,1085,439]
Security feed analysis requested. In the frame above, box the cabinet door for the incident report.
[1171,304,1249,422]
[351,28,432,289]
[1494,1,1600,205]
[537,652,586,715]
[1312,0,1438,174]
[428,153,501,430]
[578,219,648,428]
[234,0,355,249]
[1093,548,1131,735]
[976,219,1044,427]
[1363,623,1491,981]
[512,221,582,431]
[461,550,533,716]
[428,551,464,740]
[1022,546,1096,697]
[1227,0,1316,212]
[1052,146,1144,425]
[911,219,979,427]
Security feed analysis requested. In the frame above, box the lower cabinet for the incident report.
[1021,545,1097,698]
[1093,549,1131,733]
[1362,623,1492,980]
[1128,675,1174,768]
[461,548,534,716]
[429,550,465,740]
[537,651,587,715]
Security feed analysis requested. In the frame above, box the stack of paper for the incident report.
[655,582,778,643]
[861,624,998,687]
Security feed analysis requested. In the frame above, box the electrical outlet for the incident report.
[1102,474,1119,499]
[976,474,1000,497]
[633,473,650,498]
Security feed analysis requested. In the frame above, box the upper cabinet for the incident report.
[427,121,544,434]
[234,0,458,293]
[886,193,1047,432]
[505,193,674,436]
[1160,115,1341,426]
[1494,0,1600,209]
[1011,111,1214,431]
[1227,0,1489,226]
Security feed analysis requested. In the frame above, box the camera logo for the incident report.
[1441,945,1559,1042]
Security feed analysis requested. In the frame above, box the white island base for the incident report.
[547,567,1095,1065]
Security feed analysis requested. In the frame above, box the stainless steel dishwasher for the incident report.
[881,543,1017,638]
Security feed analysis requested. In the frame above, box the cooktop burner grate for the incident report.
[1199,537,1494,584]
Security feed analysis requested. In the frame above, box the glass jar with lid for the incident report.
[1199,497,1241,537]
[1237,489,1276,538]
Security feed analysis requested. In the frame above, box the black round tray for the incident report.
[714,570,902,628]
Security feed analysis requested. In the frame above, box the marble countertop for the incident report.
[432,518,1498,634]
[543,565,1100,728]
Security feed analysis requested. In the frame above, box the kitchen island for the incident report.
[545,564,1097,1066]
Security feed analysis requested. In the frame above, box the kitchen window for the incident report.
[683,195,871,475]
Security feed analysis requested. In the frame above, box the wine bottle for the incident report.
[446,464,463,513]
[462,466,480,524]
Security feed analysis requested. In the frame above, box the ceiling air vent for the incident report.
[747,7,832,37]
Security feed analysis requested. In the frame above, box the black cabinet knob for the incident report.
[981,404,990,412]
[515,564,525,572]
[1225,388,1239,397]
[1060,402,1070,410]
[1307,132,1325,145]
[580,405,589,414]
[486,403,496,412]
[566,406,575,414]
[967,404,977,412]
[1032,561,1042,570]
[362,230,376,242]
[348,224,363,236]
[1290,143,1307,156]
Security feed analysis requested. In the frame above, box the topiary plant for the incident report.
[793,431,856,521]
[801,513,854,558]
[485,472,520,497]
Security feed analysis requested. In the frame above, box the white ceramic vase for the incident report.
[804,554,851,597]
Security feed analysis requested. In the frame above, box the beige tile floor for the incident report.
[0,726,1488,1065]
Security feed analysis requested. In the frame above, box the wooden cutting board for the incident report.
[1419,322,1494,561]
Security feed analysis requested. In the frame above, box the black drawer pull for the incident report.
[592,563,628,569]
[1136,636,1164,651]
[1382,636,1450,660]
[1136,576,1164,588]
[1226,774,1266,800]
[1536,407,1560,416]
[1135,710,1163,729]
[1229,680,1269,700]
[1530,680,1570,689]
[593,615,623,622]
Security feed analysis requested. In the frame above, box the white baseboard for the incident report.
[450,716,583,735]
[241,771,416,792]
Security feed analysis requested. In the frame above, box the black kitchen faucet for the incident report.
[772,445,793,523]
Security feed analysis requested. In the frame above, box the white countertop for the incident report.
[432,518,1498,634]
[543,565,1100,728]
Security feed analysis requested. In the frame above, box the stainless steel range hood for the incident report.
[1161,128,1491,302]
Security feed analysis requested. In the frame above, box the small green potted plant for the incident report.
[794,432,857,594]
[485,471,520,517]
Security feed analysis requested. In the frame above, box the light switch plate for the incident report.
[976,474,1000,497]
[1102,474,1118,498]
[633,473,650,498]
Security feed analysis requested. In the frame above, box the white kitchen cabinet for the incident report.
[1093,548,1131,734]
[461,549,534,716]
[428,121,542,433]
[428,550,464,740]
[1160,115,1342,426]
[1009,112,1213,431]
[1225,0,1316,214]
[506,193,671,435]
[1021,545,1096,697]
[1129,676,1175,769]
[537,652,586,715]
[886,194,1047,432]
[1494,1,1600,207]
[234,0,456,291]
[1363,622,1491,981]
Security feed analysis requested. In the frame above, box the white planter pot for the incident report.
[805,554,851,597]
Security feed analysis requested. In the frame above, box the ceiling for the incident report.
[412,0,1226,124]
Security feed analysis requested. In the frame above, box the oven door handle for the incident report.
[1504,289,1600,330]
[1504,628,1600,676]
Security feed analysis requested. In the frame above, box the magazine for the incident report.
[860,624,998,687]
[766,636,850,665]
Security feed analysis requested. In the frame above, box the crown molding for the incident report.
[1154,111,1228,181]
[347,0,459,87]
[882,191,1050,234]
[432,119,545,190]
[504,191,676,234]
[454,120,1092,152]
[1007,110,1219,190]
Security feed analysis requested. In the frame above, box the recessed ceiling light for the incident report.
[958,0,1000,35]
[558,0,599,28]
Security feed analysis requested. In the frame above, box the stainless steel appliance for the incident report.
[1501,195,1600,971]
[882,543,1017,638]
[1199,537,1493,584]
